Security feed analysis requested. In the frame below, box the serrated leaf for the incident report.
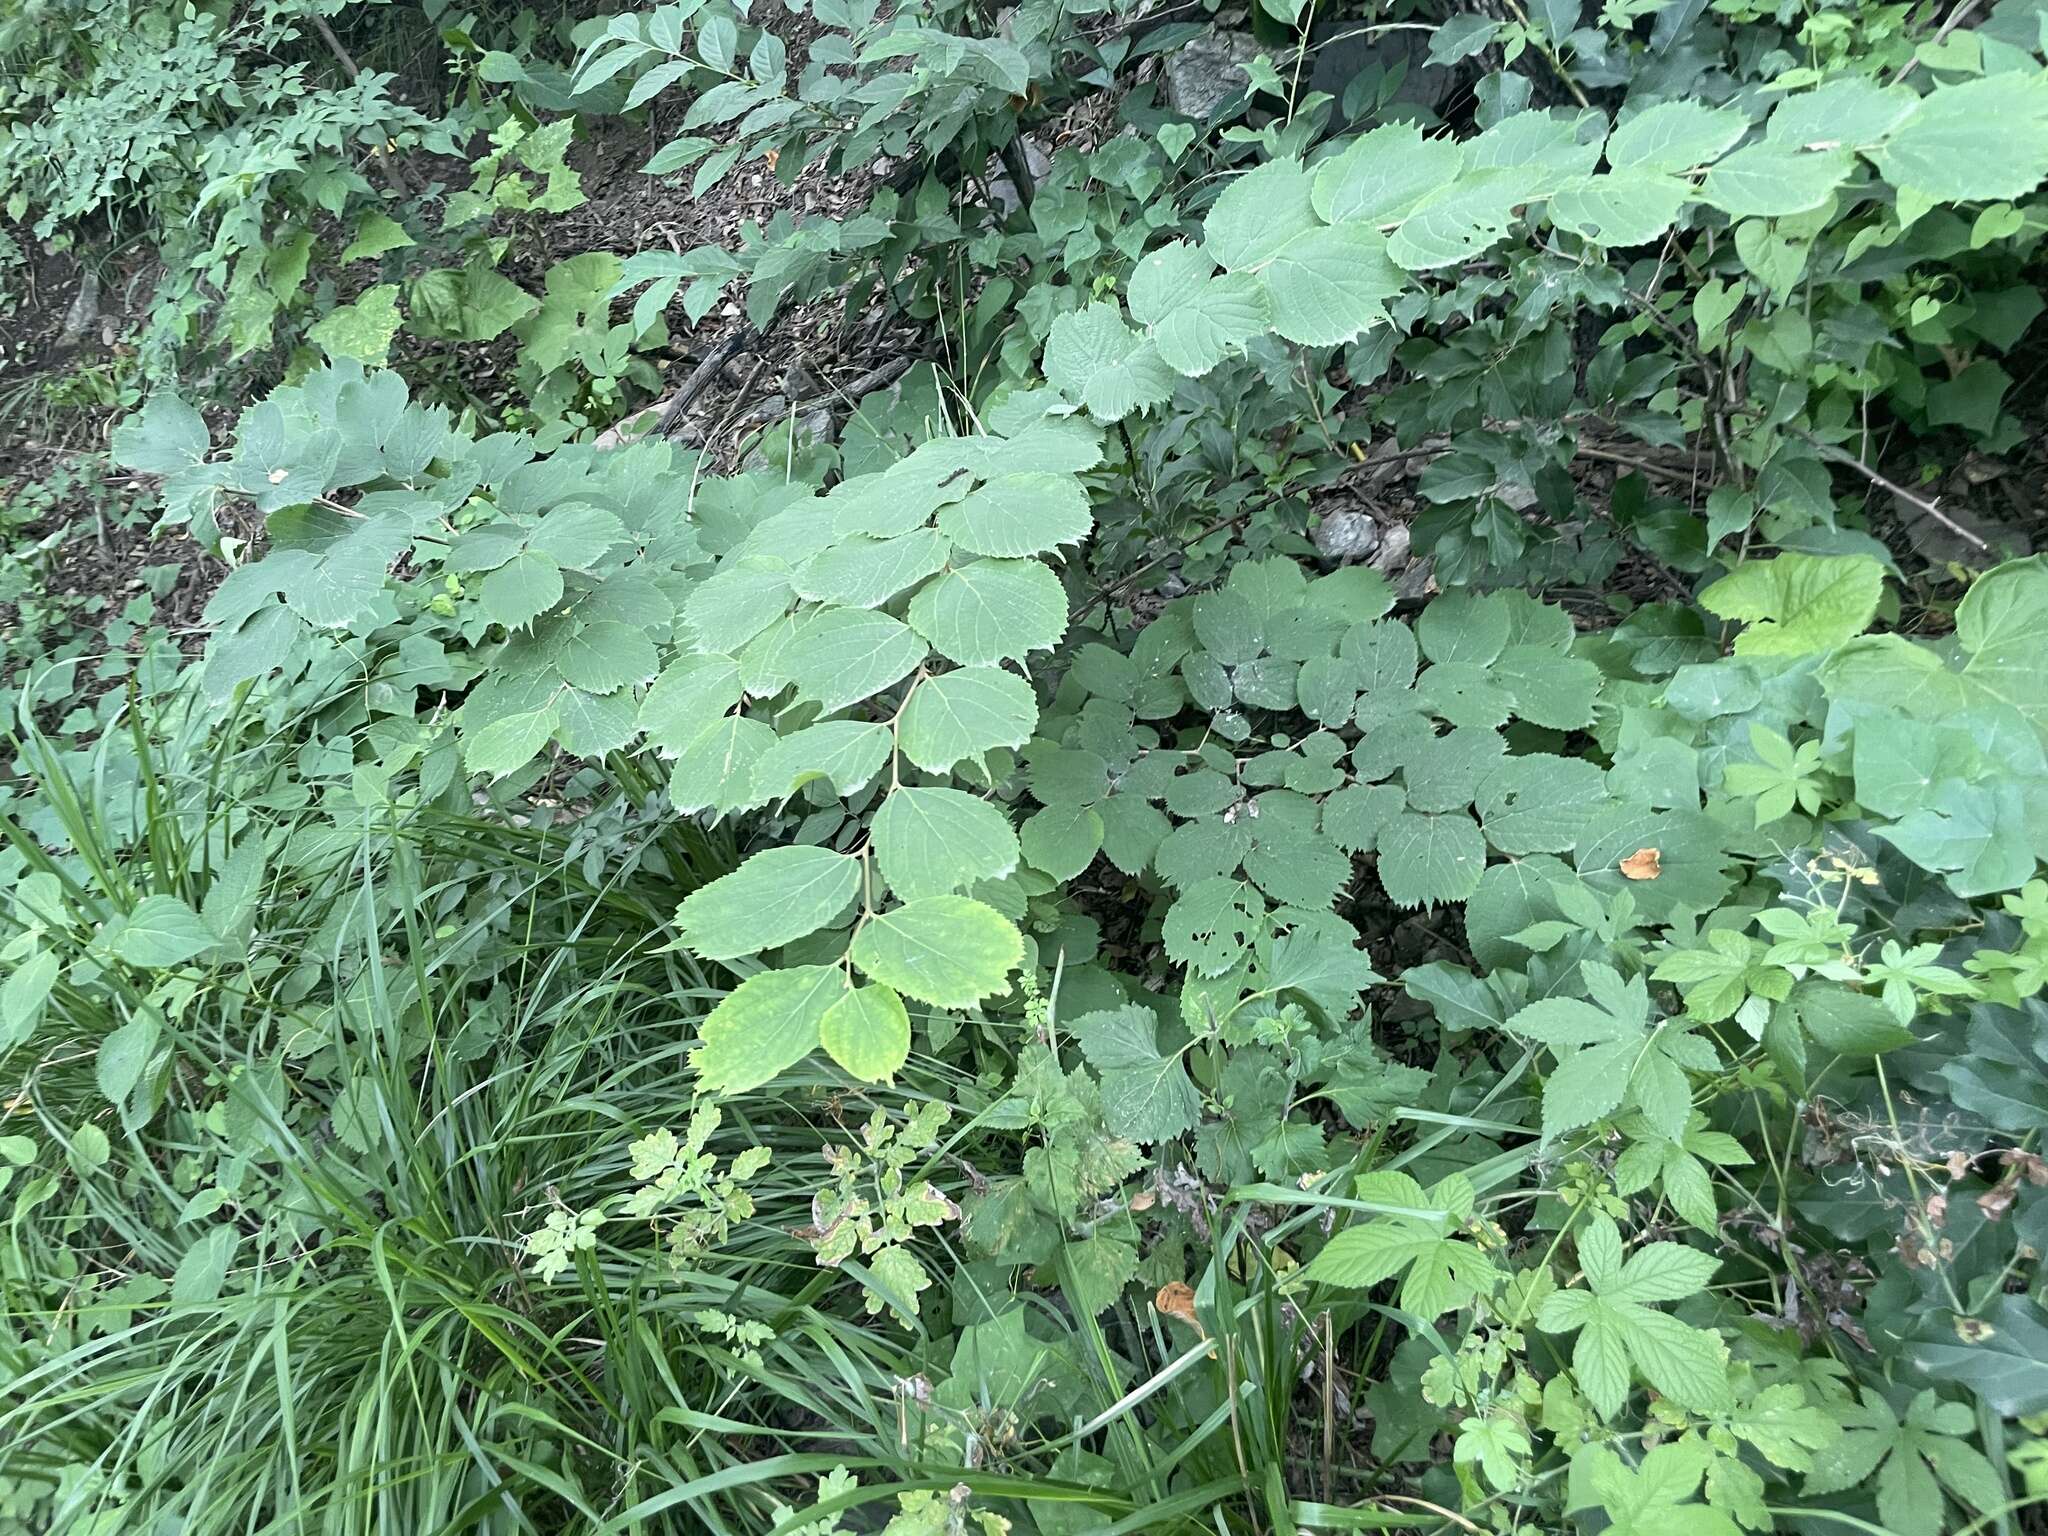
[1700,553,1882,657]
[558,620,659,693]
[481,549,563,630]
[898,667,1036,773]
[751,719,892,801]
[788,607,929,711]
[872,787,1020,901]
[1697,145,1853,218]
[1548,170,1688,247]
[1162,876,1264,976]
[677,845,860,960]
[1605,101,1747,173]
[1376,812,1486,907]
[908,559,1066,666]
[1202,158,1319,272]
[692,965,842,1094]
[818,983,912,1082]
[109,896,220,969]
[936,473,1092,558]
[1259,223,1404,347]
[1043,302,1175,421]
[850,897,1022,1008]
[1312,123,1467,224]
[792,529,952,607]
[1074,1004,1200,1143]
[1021,802,1104,880]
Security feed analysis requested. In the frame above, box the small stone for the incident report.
[1313,509,1381,563]
[1164,32,1260,120]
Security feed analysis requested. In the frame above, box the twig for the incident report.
[1894,0,1984,82]
[1497,0,1591,108]
[1072,509,1254,624]
[997,137,1036,214]
[654,324,766,438]
[1791,430,1991,553]
[305,13,416,200]
[726,354,919,430]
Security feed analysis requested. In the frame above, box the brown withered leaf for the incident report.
[1154,1282,1200,1329]
[1619,847,1662,880]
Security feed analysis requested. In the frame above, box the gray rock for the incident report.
[1165,32,1260,120]
[988,136,1051,216]
[1314,508,1382,563]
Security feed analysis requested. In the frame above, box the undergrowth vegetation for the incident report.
[5,0,2048,1532]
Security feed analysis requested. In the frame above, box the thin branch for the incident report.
[1894,0,1985,82]
[306,13,416,200]
[1791,429,1991,554]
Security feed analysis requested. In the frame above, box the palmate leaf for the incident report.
[1308,1171,1497,1318]
[1536,1215,1730,1420]
[676,845,860,960]
[850,896,1021,1008]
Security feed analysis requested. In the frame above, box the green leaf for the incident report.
[481,549,565,631]
[1259,223,1405,347]
[340,211,415,262]
[113,394,210,475]
[677,845,861,960]
[558,620,659,694]
[1536,1215,1731,1419]
[1697,145,1854,218]
[1604,101,1747,173]
[1162,876,1265,977]
[818,983,912,1082]
[98,1015,159,1106]
[793,529,952,607]
[692,965,843,1094]
[1868,73,2048,202]
[1701,553,1881,657]
[1043,302,1175,421]
[871,787,1020,902]
[1021,802,1104,880]
[936,473,1092,558]
[788,608,929,712]
[109,896,219,969]
[1074,1004,1200,1143]
[308,284,403,366]
[898,667,1036,773]
[1202,158,1318,272]
[1548,170,1689,247]
[172,1226,240,1306]
[750,720,893,801]
[1127,241,1269,377]
[851,897,1022,1008]
[1309,1171,1497,1318]
[1312,123,1467,225]
[908,559,1067,667]
[1376,811,1486,907]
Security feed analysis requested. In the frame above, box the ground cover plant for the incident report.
[5,0,2048,1533]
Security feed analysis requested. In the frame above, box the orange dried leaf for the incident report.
[1619,847,1662,881]
[1154,1282,1199,1328]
